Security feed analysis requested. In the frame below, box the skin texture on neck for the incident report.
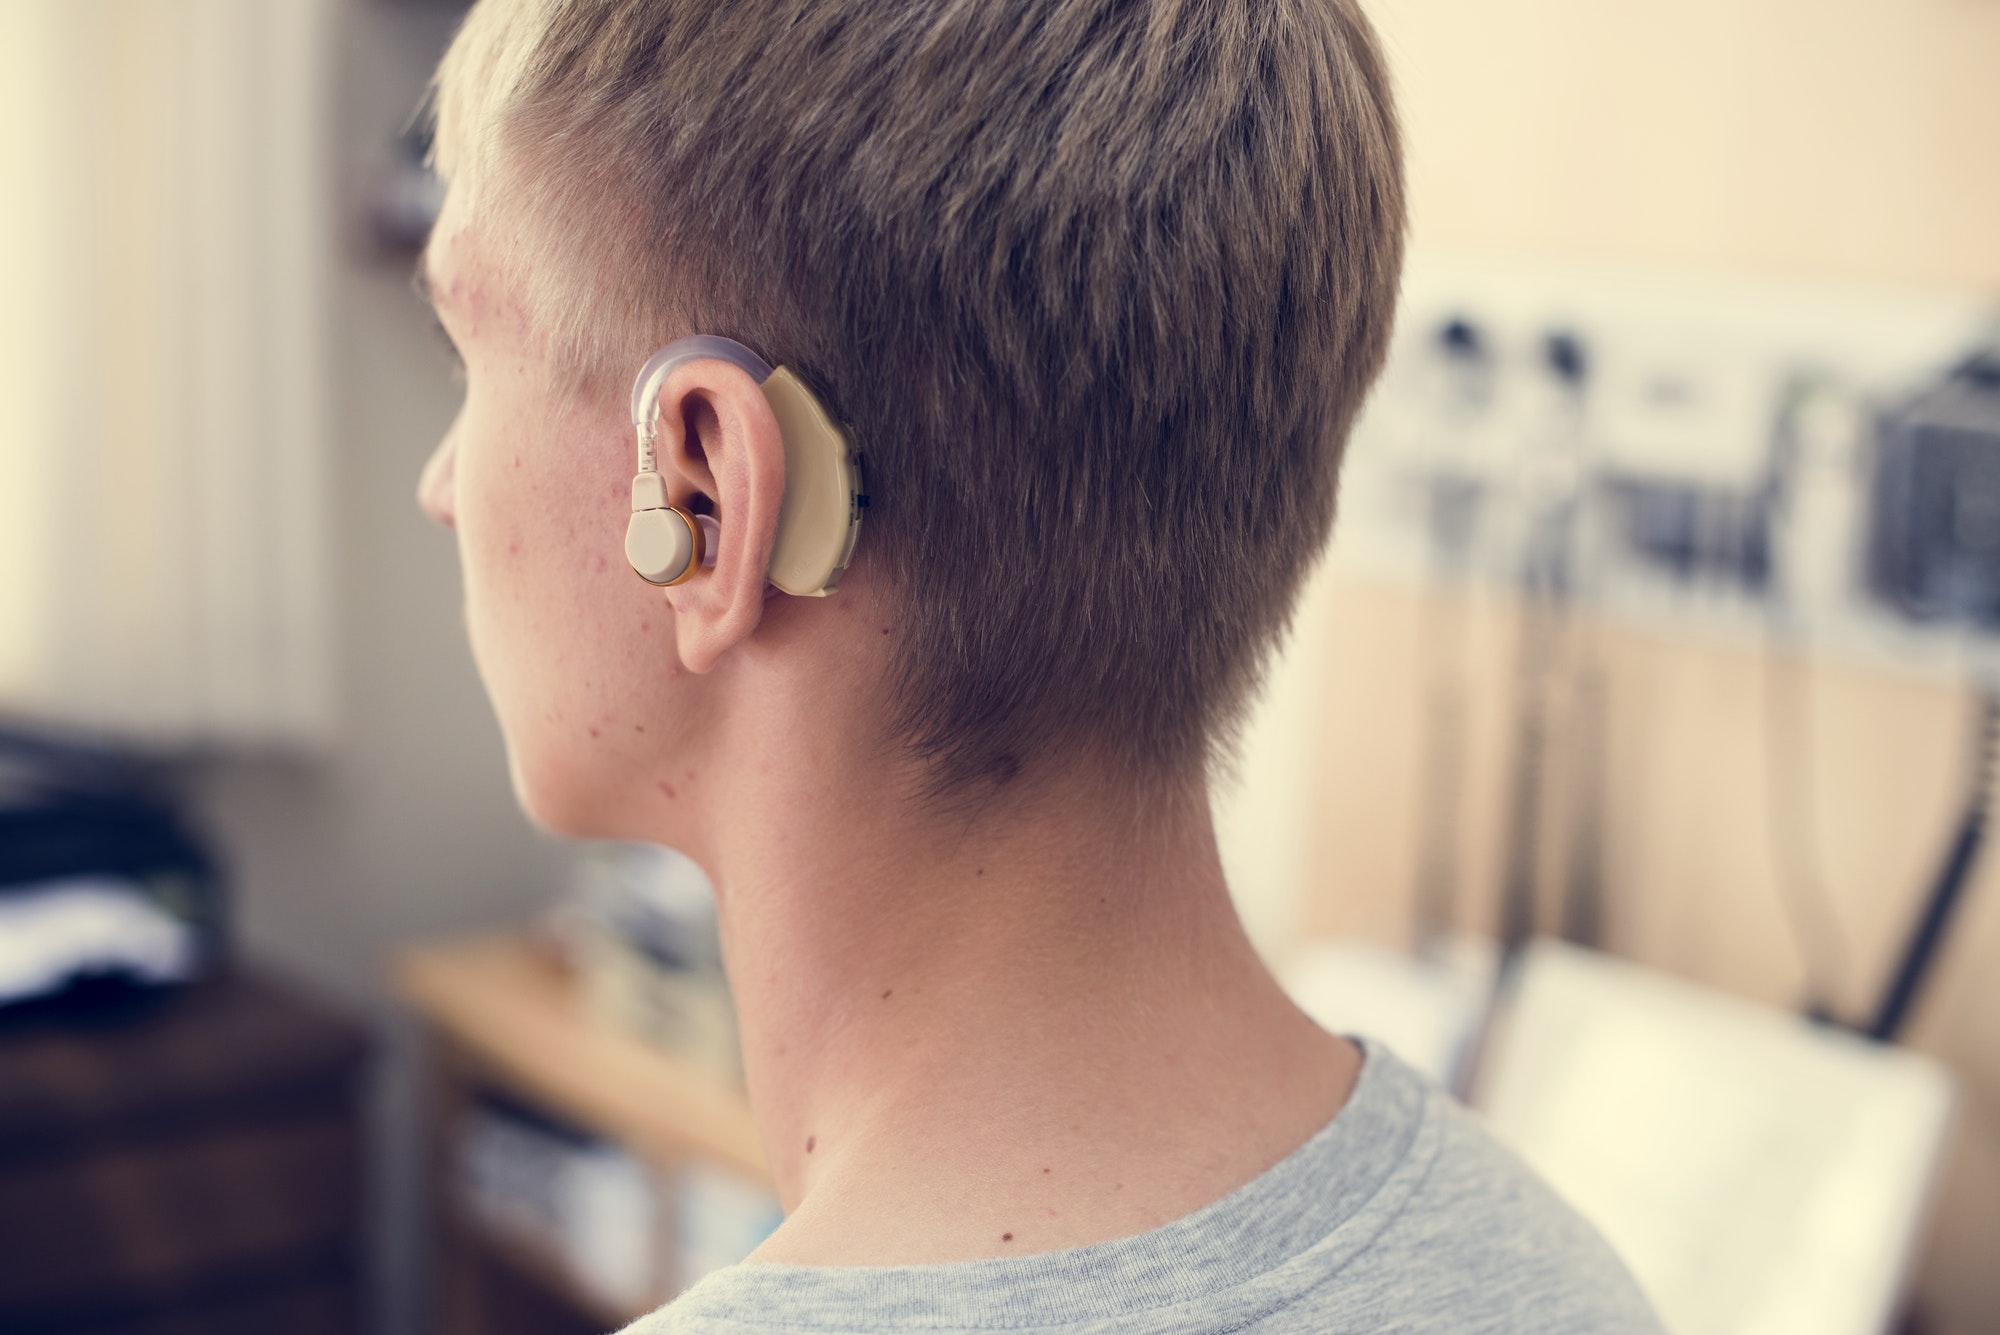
[689,706,1360,1265]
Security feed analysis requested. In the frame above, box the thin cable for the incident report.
[1868,686,1999,1041]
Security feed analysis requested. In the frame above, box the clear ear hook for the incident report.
[631,336,775,474]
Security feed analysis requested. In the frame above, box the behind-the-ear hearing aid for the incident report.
[624,335,864,595]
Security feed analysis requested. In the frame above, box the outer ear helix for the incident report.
[626,335,863,598]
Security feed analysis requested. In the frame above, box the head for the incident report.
[417,0,1404,839]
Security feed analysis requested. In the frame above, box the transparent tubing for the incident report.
[630,336,775,474]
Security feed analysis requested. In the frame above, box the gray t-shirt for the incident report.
[625,1040,1664,1334]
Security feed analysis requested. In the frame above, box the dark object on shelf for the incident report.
[1868,348,2000,630]
[0,727,227,1008]
[0,971,371,1334]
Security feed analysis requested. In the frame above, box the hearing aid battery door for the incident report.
[761,368,861,597]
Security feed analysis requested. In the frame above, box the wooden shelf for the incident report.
[396,934,768,1186]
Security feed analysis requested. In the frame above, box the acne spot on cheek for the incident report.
[805,1136,816,1154]
[513,455,522,469]
[587,726,600,739]
[507,539,521,557]
[881,627,891,635]
[595,555,607,573]
[657,780,678,799]
[640,621,650,632]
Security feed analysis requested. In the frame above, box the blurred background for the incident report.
[0,1,1994,1333]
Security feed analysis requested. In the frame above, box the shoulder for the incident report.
[1278,1051,1662,1334]
[619,1044,1664,1335]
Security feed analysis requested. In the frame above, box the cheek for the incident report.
[454,392,693,831]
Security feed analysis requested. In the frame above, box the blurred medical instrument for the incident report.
[1343,254,2000,1033]
[1285,254,1999,1335]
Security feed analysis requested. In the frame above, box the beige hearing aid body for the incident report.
[625,336,863,595]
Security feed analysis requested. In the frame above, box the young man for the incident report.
[415,0,1662,1330]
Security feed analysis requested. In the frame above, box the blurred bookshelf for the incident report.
[397,935,774,1333]
[0,974,370,1334]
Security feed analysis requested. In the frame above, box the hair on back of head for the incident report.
[431,0,1405,801]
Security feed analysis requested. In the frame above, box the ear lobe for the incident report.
[652,364,787,673]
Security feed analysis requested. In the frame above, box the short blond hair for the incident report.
[431,0,1405,795]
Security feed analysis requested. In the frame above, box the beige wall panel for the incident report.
[1373,0,2000,292]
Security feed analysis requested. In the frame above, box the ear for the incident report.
[651,359,786,672]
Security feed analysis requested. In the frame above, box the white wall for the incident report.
[190,1,562,1012]
[0,0,335,745]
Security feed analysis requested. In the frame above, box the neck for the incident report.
[696,743,1356,1264]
